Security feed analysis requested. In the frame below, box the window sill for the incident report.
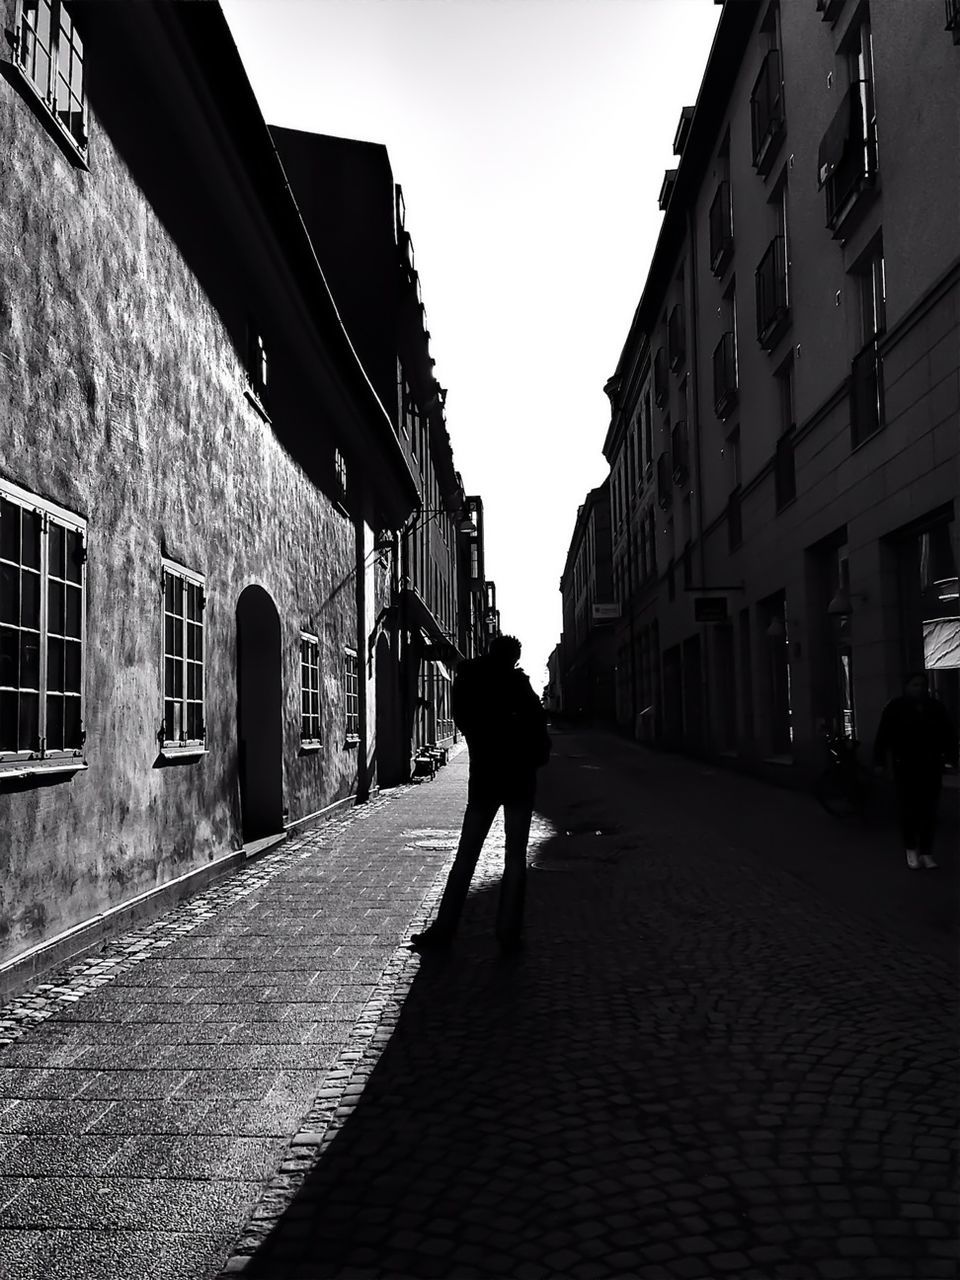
[243,387,271,423]
[343,735,360,749]
[0,759,87,781]
[6,61,89,170]
[299,741,323,755]
[159,746,208,762]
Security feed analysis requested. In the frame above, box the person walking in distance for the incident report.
[411,635,551,954]
[873,671,959,870]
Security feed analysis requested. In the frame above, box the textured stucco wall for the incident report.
[0,15,369,964]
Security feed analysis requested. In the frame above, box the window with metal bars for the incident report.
[709,181,733,276]
[161,560,205,750]
[300,633,322,746]
[14,0,87,158]
[750,48,785,175]
[0,479,86,770]
[344,648,360,740]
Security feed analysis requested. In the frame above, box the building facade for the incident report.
[600,0,959,781]
[0,1,480,977]
[269,130,479,783]
[558,481,616,724]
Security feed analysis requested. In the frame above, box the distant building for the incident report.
[602,0,959,778]
[0,1,424,976]
[457,494,489,661]
[558,482,616,724]
[543,644,563,715]
[483,580,502,645]
[269,129,479,781]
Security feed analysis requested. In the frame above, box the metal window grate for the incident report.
[709,182,733,275]
[755,235,790,349]
[750,49,785,174]
[850,338,883,448]
[713,332,738,419]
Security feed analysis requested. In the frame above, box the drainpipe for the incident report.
[688,205,711,755]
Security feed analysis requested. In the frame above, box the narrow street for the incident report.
[0,731,957,1280]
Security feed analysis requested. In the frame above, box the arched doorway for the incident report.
[236,585,283,842]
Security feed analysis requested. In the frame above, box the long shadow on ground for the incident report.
[235,733,959,1280]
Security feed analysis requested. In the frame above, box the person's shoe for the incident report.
[905,848,921,870]
[410,925,454,952]
[919,853,938,870]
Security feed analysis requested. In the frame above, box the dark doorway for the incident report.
[662,644,684,747]
[681,634,704,749]
[714,623,738,751]
[236,584,283,842]
[375,631,400,787]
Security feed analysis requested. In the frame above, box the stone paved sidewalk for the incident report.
[0,752,471,1280]
[0,732,957,1280]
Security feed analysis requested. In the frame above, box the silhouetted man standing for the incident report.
[873,671,958,869]
[411,635,550,953]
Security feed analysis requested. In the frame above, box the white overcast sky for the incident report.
[221,0,722,690]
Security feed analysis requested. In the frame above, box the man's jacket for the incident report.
[452,656,551,802]
[872,695,958,772]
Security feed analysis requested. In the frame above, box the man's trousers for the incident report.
[432,798,533,941]
[894,766,943,853]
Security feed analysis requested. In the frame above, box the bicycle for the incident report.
[814,727,873,820]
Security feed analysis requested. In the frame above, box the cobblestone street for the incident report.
[0,732,957,1280]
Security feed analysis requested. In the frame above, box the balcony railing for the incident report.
[653,348,668,407]
[727,488,742,551]
[947,0,960,40]
[750,49,785,175]
[668,305,686,371]
[819,82,878,234]
[657,452,672,510]
[850,337,884,448]
[671,421,689,485]
[774,431,797,511]
[755,235,790,350]
[709,181,733,275]
[713,331,738,419]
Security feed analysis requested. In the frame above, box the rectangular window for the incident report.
[344,647,360,740]
[775,359,797,510]
[162,559,205,750]
[15,0,88,157]
[0,479,86,772]
[300,632,321,746]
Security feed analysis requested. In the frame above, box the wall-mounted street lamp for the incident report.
[826,587,869,617]
[409,504,476,535]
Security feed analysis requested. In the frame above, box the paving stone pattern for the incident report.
[0,755,471,1280]
[1,733,958,1279]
